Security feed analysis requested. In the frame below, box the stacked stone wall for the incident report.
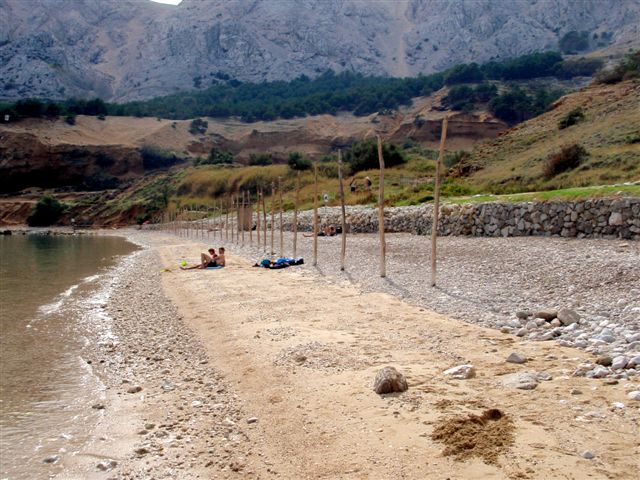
[275,198,639,240]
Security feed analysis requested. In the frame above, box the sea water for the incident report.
[0,234,138,479]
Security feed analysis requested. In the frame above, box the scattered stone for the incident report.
[535,309,557,321]
[247,417,258,424]
[96,459,117,471]
[506,352,526,364]
[611,356,628,370]
[595,356,613,367]
[570,389,582,395]
[91,403,105,410]
[582,450,595,460]
[443,364,476,380]
[134,447,149,456]
[603,379,619,385]
[628,356,640,368]
[127,386,142,394]
[588,366,610,378]
[611,402,625,409]
[627,391,640,401]
[536,372,553,381]
[144,423,155,430]
[516,310,530,320]
[501,372,538,390]
[43,455,60,464]
[373,366,409,394]
[557,308,580,326]
[293,354,307,365]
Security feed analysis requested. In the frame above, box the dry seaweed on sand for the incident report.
[431,408,515,464]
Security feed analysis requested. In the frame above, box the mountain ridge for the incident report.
[2,0,639,102]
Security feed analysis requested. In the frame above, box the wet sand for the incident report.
[53,231,638,479]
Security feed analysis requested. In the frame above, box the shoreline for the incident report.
[39,229,640,478]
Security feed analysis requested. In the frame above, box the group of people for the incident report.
[180,247,226,269]
[349,176,372,193]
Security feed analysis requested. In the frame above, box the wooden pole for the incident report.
[377,136,386,278]
[431,116,449,287]
[241,191,245,247]
[312,162,318,267]
[338,149,347,271]
[262,189,267,252]
[249,191,253,246]
[278,176,284,257]
[270,182,275,255]
[225,195,229,241]
[293,171,300,258]
[256,190,261,248]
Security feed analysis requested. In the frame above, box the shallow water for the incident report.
[0,234,138,479]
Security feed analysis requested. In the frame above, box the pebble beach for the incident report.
[44,228,639,479]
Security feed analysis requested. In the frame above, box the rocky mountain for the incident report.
[1,0,639,102]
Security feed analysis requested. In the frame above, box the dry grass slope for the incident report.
[464,80,640,193]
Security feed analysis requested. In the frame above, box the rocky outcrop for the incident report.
[1,0,638,101]
[278,197,640,240]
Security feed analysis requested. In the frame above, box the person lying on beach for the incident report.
[303,225,338,237]
[180,248,219,269]
[254,257,304,269]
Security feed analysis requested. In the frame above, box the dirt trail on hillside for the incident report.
[154,238,639,479]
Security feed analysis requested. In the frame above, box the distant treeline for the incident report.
[1,51,605,125]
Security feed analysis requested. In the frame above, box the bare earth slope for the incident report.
[1,0,639,101]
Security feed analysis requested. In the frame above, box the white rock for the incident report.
[501,372,538,390]
[627,391,640,401]
[627,356,640,368]
[588,366,610,378]
[611,356,628,370]
[611,402,625,409]
[443,364,476,380]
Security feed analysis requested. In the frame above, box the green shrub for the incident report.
[559,31,590,54]
[248,153,273,166]
[595,50,640,84]
[140,145,183,170]
[558,107,585,129]
[83,172,120,190]
[27,196,66,226]
[344,140,407,173]
[188,118,208,135]
[194,148,234,165]
[287,151,312,171]
[64,114,76,125]
[543,144,588,178]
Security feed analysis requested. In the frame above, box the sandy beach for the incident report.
[50,230,639,480]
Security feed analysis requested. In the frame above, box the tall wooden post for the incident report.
[338,149,347,271]
[431,116,449,287]
[262,189,267,252]
[225,195,230,241]
[257,190,261,248]
[270,182,275,255]
[278,177,284,257]
[293,171,300,258]
[248,191,253,246]
[241,191,245,247]
[377,136,386,278]
[312,162,318,267]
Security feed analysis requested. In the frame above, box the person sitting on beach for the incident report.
[215,247,226,267]
[180,248,218,270]
[304,225,337,237]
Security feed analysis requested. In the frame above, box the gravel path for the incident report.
[198,229,640,374]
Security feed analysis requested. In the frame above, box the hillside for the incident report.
[458,80,640,193]
[1,0,639,101]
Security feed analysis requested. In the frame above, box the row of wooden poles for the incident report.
[150,118,449,286]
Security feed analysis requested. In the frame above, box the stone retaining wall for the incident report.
[273,197,639,239]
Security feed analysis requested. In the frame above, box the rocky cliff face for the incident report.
[1,0,639,102]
